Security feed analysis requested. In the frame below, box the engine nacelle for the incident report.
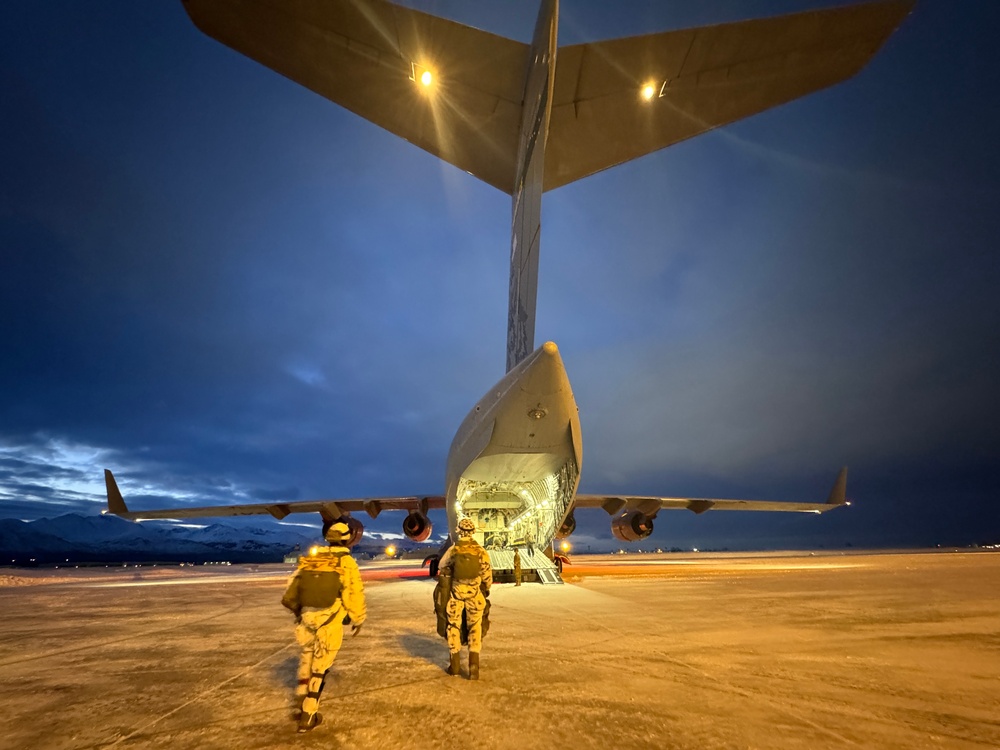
[402,511,433,542]
[343,516,365,547]
[611,510,655,542]
[555,511,576,539]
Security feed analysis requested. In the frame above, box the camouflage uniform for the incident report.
[281,523,366,732]
[437,519,492,678]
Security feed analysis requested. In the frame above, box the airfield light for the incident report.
[560,541,570,553]
[386,544,397,558]
[309,545,320,556]
[641,83,656,101]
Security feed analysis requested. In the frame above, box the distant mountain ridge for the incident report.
[0,513,326,564]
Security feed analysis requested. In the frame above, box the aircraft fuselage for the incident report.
[445,341,581,551]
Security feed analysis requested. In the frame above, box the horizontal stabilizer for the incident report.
[182,0,528,193]
[180,0,913,194]
[545,0,914,189]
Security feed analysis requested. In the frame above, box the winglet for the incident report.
[104,469,129,515]
[826,467,849,506]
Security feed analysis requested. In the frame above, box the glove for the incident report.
[342,614,352,625]
[351,623,363,637]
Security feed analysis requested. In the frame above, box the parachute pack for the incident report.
[452,543,482,580]
[294,549,347,609]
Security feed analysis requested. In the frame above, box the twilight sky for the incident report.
[1,0,997,551]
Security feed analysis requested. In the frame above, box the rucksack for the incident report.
[452,543,481,580]
[295,549,346,609]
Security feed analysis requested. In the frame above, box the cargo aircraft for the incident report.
[104,0,912,580]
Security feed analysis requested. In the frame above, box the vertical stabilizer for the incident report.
[507,0,558,372]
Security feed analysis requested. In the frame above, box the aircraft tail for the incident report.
[177,0,913,375]
[506,0,558,373]
[104,469,129,516]
[826,467,849,506]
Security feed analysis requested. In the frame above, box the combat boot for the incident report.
[297,711,322,733]
[448,652,461,676]
[469,652,480,680]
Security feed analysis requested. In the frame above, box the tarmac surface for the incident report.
[1,550,998,749]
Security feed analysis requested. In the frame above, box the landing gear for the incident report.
[424,554,440,578]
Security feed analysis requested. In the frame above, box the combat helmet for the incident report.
[457,517,476,536]
[323,519,351,544]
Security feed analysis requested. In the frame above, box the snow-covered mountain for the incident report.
[0,513,321,564]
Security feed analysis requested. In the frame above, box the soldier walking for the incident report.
[513,547,522,586]
[281,519,366,733]
[436,517,492,679]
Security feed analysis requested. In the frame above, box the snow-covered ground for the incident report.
[1,551,997,749]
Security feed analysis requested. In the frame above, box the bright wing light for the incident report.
[411,62,436,90]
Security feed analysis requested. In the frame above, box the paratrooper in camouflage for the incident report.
[435,517,492,679]
[281,520,366,733]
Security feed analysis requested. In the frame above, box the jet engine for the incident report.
[343,516,365,547]
[555,511,576,539]
[611,510,655,542]
[402,511,433,542]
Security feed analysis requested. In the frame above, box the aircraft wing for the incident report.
[544,0,914,190]
[181,0,529,193]
[575,468,848,516]
[103,469,444,522]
